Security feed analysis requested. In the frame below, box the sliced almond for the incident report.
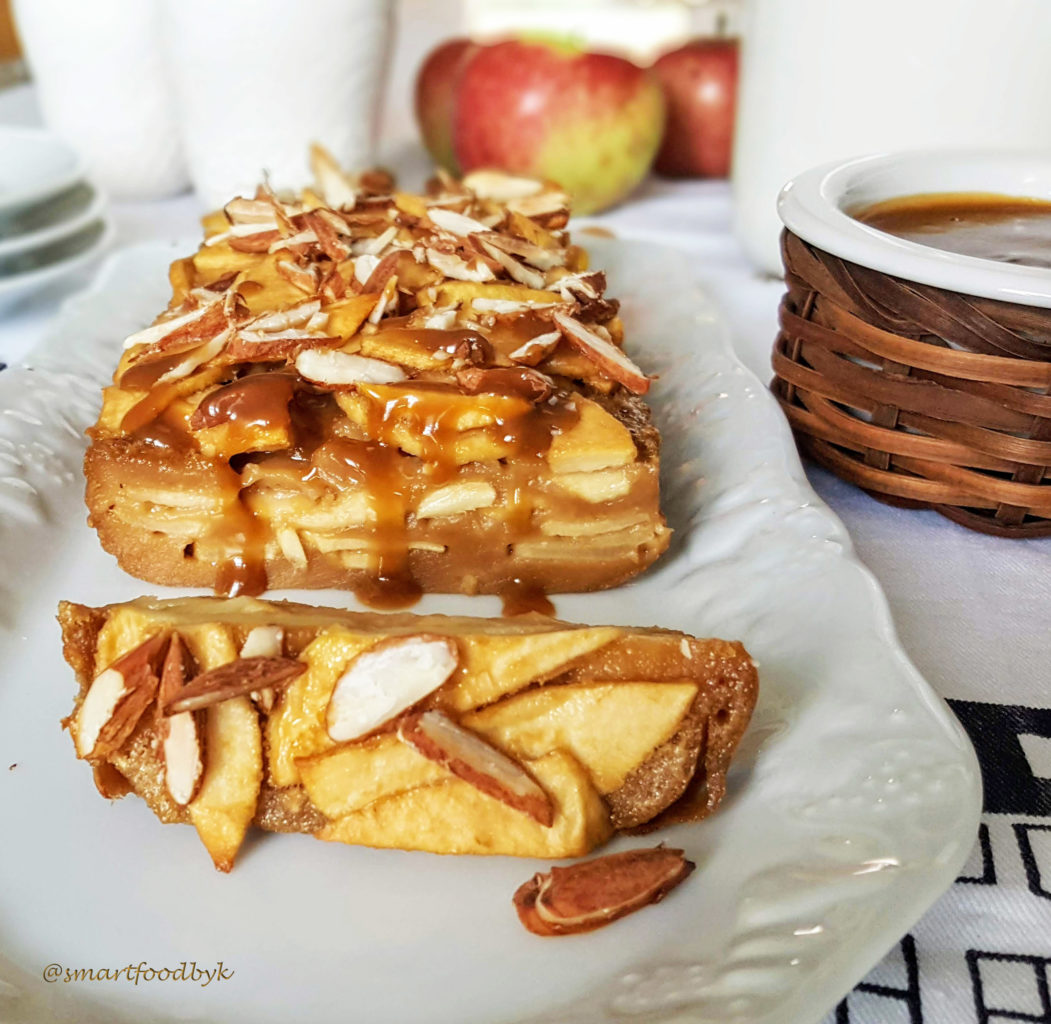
[427,207,490,237]
[470,297,559,315]
[246,300,323,333]
[224,196,281,225]
[158,634,204,806]
[74,632,169,759]
[222,332,343,365]
[552,311,650,395]
[368,275,399,323]
[513,847,695,936]
[153,328,232,385]
[507,191,570,219]
[121,301,219,352]
[310,142,358,210]
[509,330,561,365]
[275,259,320,294]
[163,657,307,715]
[555,271,605,302]
[478,232,564,272]
[229,229,282,253]
[398,710,553,826]
[295,348,406,387]
[354,253,380,286]
[355,225,398,257]
[425,249,495,283]
[304,210,351,262]
[463,171,544,202]
[476,238,546,289]
[240,626,284,713]
[268,229,318,253]
[325,635,459,743]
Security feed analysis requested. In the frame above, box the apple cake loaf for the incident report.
[84,154,671,606]
[59,596,758,870]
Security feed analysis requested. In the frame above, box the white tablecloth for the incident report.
[2,68,1049,1024]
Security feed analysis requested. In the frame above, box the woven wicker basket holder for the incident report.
[772,230,1051,537]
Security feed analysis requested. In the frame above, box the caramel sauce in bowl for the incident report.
[852,193,1051,270]
[778,150,1051,306]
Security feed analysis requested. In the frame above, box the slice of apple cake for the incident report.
[59,596,758,870]
[84,154,670,607]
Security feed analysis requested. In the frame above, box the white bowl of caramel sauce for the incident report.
[778,150,1051,307]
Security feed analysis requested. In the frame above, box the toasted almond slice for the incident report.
[74,632,170,759]
[509,330,561,365]
[269,229,318,253]
[159,634,204,806]
[513,847,695,936]
[295,348,407,387]
[275,259,320,294]
[153,328,231,385]
[552,311,650,395]
[354,253,380,286]
[304,210,351,261]
[240,626,284,713]
[325,635,459,742]
[356,225,398,257]
[398,711,553,826]
[247,300,323,333]
[121,301,218,351]
[478,232,564,271]
[476,238,547,289]
[428,207,490,237]
[240,625,284,659]
[224,197,281,225]
[471,297,559,315]
[463,170,544,202]
[507,191,570,218]
[555,271,605,301]
[425,249,495,283]
[163,657,307,715]
[310,142,358,210]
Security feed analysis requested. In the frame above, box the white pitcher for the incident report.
[732,0,1051,274]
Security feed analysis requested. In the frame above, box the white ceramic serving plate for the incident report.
[0,239,981,1024]
[0,127,85,216]
[779,149,1051,307]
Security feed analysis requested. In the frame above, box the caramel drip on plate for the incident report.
[500,582,556,618]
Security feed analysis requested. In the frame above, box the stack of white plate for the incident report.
[0,126,113,309]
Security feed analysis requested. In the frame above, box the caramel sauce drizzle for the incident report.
[108,176,623,611]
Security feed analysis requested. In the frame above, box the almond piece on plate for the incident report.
[551,311,650,395]
[158,633,204,806]
[325,635,459,742]
[513,846,695,936]
[398,710,554,826]
[73,632,169,760]
[163,657,307,715]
